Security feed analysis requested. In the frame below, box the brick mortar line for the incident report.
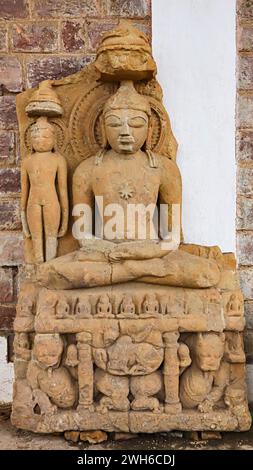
[2,16,151,23]
[237,228,253,232]
[0,17,150,23]
[238,19,253,26]
[238,51,253,56]
[237,90,253,95]
[236,161,253,167]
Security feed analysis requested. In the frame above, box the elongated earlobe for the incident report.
[99,115,108,150]
[145,115,153,152]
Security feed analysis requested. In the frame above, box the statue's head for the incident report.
[30,116,55,153]
[34,333,63,368]
[194,332,225,372]
[103,80,151,155]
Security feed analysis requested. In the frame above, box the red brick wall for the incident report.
[0,0,151,341]
[237,1,253,386]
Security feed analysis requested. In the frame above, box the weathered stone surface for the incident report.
[0,200,21,231]
[244,330,253,360]
[238,56,253,90]
[32,0,101,18]
[246,364,253,405]
[61,21,85,52]
[0,56,23,92]
[245,301,253,329]
[237,167,253,196]
[0,305,16,331]
[238,0,253,18]
[0,168,20,194]
[239,268,253,299]
[0,268,13,302]
[0,0,29,19]
[0,132,15,163]
[11,22,58,52]
[26,56,94,88]
[0,96,18,130]
[237,196,253,230]
[0,232,24,266]
[237,232,253,266]
[79,430,108,443]
[238,26,253,52]
[237,94,253,127]
[236,131,253,163]
[64,430,79,443]
[87,19,118,52]
[0,23,7,52]
[105,0,151,17]
[87,19,151,52]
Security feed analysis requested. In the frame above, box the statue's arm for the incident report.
[57,156,69,237]
[72,160,94,245]
[158,157,182,247]
[20,160,31,238]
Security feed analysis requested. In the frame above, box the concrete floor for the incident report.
[0,419,253,450]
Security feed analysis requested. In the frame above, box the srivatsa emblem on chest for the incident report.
[118,181,136,200]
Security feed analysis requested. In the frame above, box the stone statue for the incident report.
[179,333,229,412]
[21,116,68,263]
[12,22,250,436]
[37,80,221,290]
[27,334,77,410]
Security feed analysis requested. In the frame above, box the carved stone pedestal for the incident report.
[11,280,251,433]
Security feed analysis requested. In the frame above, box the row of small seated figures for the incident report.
[37,292,243,320]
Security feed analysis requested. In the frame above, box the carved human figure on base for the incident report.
[21,117,68,263]
[27,334,77,410]
[179,333,229,412]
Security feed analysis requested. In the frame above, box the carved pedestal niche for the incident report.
[12,22,251,434]
[12,280,251,433]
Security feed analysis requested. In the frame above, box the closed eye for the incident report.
[105,116,122,127]
[128,117,147,128]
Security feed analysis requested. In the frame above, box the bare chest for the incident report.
[26,155,58,184]
[91,161,161,206]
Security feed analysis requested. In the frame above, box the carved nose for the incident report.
[120,121,130,136]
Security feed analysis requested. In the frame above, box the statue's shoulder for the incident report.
[22,153,33,166]
[54,152,67,165]
[155,153,181,174]
[73,155,96,177]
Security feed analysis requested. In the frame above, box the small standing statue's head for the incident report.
[30,116,55,153]
[103,80,151,157]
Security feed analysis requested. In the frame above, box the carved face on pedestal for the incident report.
[195,333,225,372]
[31,117,55,153]
[34,334,63,368]
[103,80,151,155]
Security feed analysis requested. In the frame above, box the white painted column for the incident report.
[0,336,14,403]
[152,0,236,252]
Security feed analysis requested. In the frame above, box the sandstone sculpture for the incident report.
[21,116,68,263]
[12,21,251,435]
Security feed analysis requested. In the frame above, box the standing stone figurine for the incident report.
[21,117,68,263]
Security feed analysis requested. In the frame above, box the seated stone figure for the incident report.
[37,80,221,290]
